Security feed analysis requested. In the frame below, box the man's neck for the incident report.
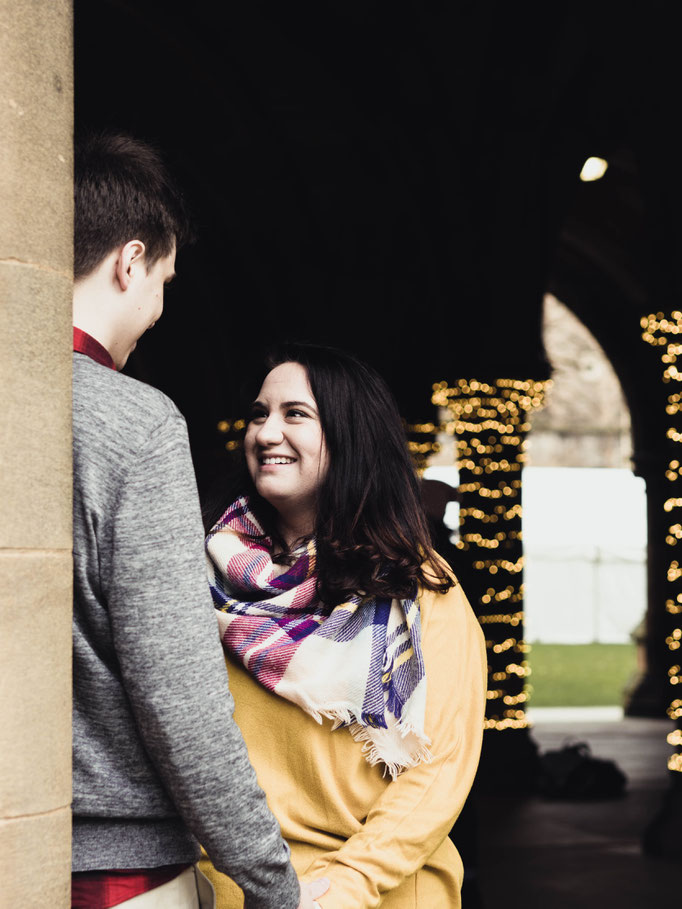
[73,327,117,370]
[72,274,117,347]
[72,320,112,356]
[72,283,128,369]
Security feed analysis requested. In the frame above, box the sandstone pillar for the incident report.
[0,1,73,905]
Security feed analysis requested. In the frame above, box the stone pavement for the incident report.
[475,713,678,909]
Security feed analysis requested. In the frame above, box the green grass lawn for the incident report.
[526,642,637,707]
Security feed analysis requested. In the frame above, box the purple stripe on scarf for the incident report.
[270,554,312,589]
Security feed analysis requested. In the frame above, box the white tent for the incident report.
[423,466,647,643]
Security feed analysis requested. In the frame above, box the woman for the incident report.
[201,344,486,908]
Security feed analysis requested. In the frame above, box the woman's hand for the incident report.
[297,876,330,908]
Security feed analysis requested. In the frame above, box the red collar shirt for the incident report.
[73,327,117,370]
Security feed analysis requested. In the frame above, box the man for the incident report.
[71,132,327,909]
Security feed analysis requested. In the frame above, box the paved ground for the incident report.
[474,714,678,909]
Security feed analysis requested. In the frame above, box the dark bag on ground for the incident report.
[537,741,627,799]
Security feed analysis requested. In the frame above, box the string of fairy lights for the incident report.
[405,422,441,473]
[641,312,682,774]
[430,378,549,730]
[217,418,245,452]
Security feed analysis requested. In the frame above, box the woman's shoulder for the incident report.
[419,549,459,592]
[416,555,480,636]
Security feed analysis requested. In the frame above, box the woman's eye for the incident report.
[249,410,267,423]
[287,409,307,418]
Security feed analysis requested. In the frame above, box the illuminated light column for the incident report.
[641,312,682,777]
[432,379,548,732]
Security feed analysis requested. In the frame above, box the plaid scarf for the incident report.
[206,497,432,779]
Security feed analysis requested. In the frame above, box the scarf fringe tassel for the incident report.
[302,702,433,781]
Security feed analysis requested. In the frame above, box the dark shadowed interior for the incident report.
[74,3,682,904]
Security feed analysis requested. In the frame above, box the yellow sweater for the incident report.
[200,580,487,908]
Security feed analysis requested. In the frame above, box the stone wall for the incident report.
[0,2,73,905]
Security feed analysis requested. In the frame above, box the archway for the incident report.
[524,294,645,715]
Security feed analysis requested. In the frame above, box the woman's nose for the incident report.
[255,415,284,445]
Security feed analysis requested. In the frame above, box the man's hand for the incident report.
[297,876,330,909]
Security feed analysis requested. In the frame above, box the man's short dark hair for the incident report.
[74,131,190,280]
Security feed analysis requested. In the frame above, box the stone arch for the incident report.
[549,203,673,717]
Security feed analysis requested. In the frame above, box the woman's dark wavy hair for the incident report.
[206,343,453,605]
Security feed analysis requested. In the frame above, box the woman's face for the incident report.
[245,361,328,530]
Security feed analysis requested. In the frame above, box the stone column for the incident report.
[433,378,547,788]
[0,2,73,905]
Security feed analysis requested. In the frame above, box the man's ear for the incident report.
[114,239,146,292]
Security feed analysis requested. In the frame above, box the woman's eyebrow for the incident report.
[250,399,317,412]
[281,400,319,414]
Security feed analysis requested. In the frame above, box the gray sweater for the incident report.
[72,353,299,909]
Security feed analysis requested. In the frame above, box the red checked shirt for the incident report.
[71,327,189,907]
[71,865,189,909]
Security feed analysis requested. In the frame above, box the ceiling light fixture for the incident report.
[580,157,609,182]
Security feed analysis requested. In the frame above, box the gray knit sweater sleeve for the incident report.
[95,396,299,908]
